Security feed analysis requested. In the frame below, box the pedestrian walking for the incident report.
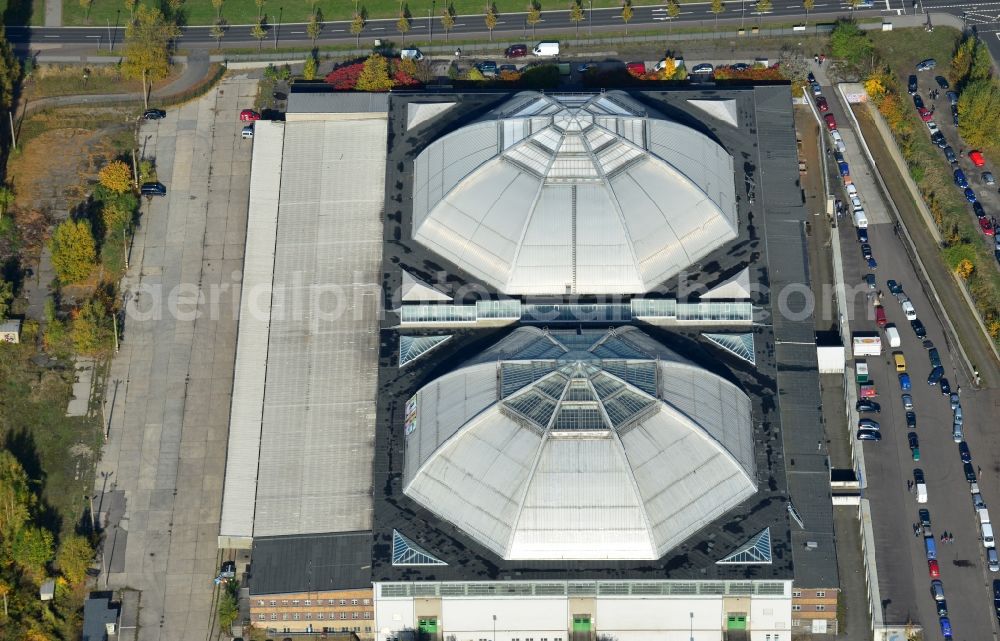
[979,465,983,478]
[907,479,913,490]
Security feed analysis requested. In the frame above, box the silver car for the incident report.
[902,394,914,410]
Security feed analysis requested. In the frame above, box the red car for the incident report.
[816,96,829,112]
[240,109,261,122]
[824,114,837,130]
[980,217,995,236]
[626,61,646,77]
[970,150,986,167]
[917,107,932,122]
[928,559,940,579]
[505,44,528,58]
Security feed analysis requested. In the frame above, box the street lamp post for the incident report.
[493,614,497,641]
[430,0,436,40]
[589,0,593,35]
[689,612,694,641]
[274,6,283,48]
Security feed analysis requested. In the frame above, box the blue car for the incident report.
[838,161,850,176]
[965,187,977,203]
[899,373,912,390]
[867,257,878,270]
[954,168,968,188]
[857,228,869,242]
[940,617,952,639]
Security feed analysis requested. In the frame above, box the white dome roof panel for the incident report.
[411,92,738,295]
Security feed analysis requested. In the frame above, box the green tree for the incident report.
[50,219,96,283]
[218,581,240,632]
[99,160,133,193]
[802,0,813,24]
[0,451,32,544]
[569,0,584,35]
[755,0,771,28]
[526,1,541,38]
[950,36,975,87]
[0,280,12,320]
[958,79,1000,150]
[710,0,724,33]
[210,18,227,48]
[12,526,53,579]
[356,53,394,91]
[307,10,323,45]
[70,297,112,354]
[484,3,498,41]
[620,0,633,34]
[55,534,93,586]
[121,6,180,109]
[0,33,21,110]
[829,19,872,65]
[102,202,132,232]
[123,0,136,20]
[255,0,266,19]
[396,6,411,43]
[212,0,225,18]
[0,185,14,218]
[351,10,366,46]
[441,5,456,40]
[666,0,679,33]
[79,0,94,22]
[302,55,317,80]
[251,18,267,51]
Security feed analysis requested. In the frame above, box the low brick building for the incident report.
[791,587,840,635]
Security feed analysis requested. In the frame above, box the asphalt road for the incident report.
[4,2,888,50]
[817,77,999,640]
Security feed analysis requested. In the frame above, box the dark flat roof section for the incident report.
[250,532,373,595]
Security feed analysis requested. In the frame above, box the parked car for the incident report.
[899,373,912,390]
[858,418,880,431]
[239,109,261,122]
[908,75,918,93]
[950,392,960,410]
[955,168,968,188]
[824,113,837,130]
[928,365,944,385]
[966,187,978,203]
[505,44,528,57]
[939,617,952,639]
[241,125,254,139]
[865,273,876,289]
[909,432,920,460]
[929,559,941,579]
[477,60,498,77]
[857,227,869,242]
[981,217,995,236]
[861,243,873,259]
[975,201,986,218]
[975,493,987,510]
[142,108,167,120]
[917,107,933,122]
[691,63,714,74]
[811,81,822,95]
[911,318,927,338]
[807,71,816,83]
[917,59,937,71]
[913,94,925,109]
[906,412,917,429]
[856,399,881,413]
[856,429,881,441]
[935,75,950,89]
[400,47,424,60]
[937,599,949,618]
[499,64,517,73]
[951,103,959,125]
[966,462,979,483]
[867,256,878,270]
[990,548,999,572]
[902,393,914,410]
[932,131,947,148]
[947,90,959,105]
[831,129,846,152]
[816,96,829,112]
[625,61,646,76]
[887,279,904,295]
[919,508,932,529]
[140,181,166,196]
[927,121,940,135]
[902,300,917,320]
[914,468,925,484]
[984,172,995,185]
[940,378,951,394]
[838,161,850,176]
[959,441,972,463]
[944,146,957,163]
[970,150,986,166]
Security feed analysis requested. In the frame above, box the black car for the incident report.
[908,75,918,94]
[857,429,882,441]
[919,508,932,529]
[965,462,978,482]
[272,91,288,101]
[911,318,927,338]
[140,181,167,196]
[887,279,904,295]
[951,104,959,125]
[959,441,972,463]
[944,146,957,163]
[928,365,944,385]
[856,399,881,413]
[913,94,924,109]
[936,75,950,89]
[940,378,951,394]
[861,243,873,260]
[937,599,948,618]
[975,201,986,218]
[908,430,919,449]
[857,227,868,242]
[906,411,917,429]
[914,468,925,484]
[142,108,166,120]
[807,71,816,83]
[932,131,948,148]
[923,339,935,349]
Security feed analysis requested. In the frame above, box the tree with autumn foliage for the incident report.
[356,53,394,91]
[50,219,96,283]
[98,160,133,193]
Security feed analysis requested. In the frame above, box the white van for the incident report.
[400,48,424,60]
[853,209,868,228]
[983,522,995,548]
[885,326,901,348]
[533,41,560,56]
[831,129,846,152]
[979,508,992,525]
[972,482,982,495]
[916,482,928,504]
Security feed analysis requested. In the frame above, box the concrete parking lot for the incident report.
[816,73,998,640]
[95,74,256,641]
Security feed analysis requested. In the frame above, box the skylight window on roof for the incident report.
[548,158,599,180]
[532,128,563,151]
[558,134,587,154]
[591,373,625,399]
[583,127,615,151]
[536,374,570,399]
[564,380,596,401]
[502,119,530,149]
[552,404,608,430]
[593,96,633,115]
[603,390,656,428]
[504,390,558,427]
[597,143,644,174]
[504,143,552,175]
[619,118,645,146]
[501,362,558,397]
[392,530,448,566]
[509,96,556,117]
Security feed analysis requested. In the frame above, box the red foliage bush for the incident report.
[325,62,365,90]
[393,69,421,87]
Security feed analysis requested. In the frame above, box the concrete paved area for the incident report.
[94,74,256,641]
[44,0,61,27]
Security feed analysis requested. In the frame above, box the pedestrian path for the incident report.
[45,0,61,27]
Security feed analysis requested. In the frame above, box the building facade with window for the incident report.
[790,588,840,635]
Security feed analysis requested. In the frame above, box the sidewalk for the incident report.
[44,0,61,27]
